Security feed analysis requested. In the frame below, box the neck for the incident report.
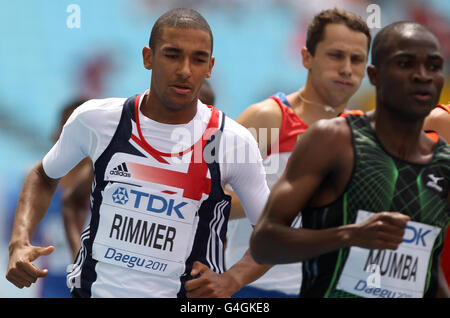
[370,106,427,161]
[140,90,198,124]
[293,86,346,125]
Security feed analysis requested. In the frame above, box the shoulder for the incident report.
[427,106,449,119]
[222,115,259,147]
[68,97,126,129]
[236,97,283,130]
[289,116,352,167]
[305,116,351,143]
[285,116,353,185]
[424,107,450,125]
[423,106,450,142]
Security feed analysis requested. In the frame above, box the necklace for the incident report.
[297,92,336,113]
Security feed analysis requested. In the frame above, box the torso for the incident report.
[68,94,231,297]
[301,112,450,298]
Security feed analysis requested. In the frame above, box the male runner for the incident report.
[62,80,216,260]
[6,8,269,298]
[250,21,450,298]
[226,8,371,297]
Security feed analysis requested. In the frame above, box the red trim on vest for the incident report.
[339,109,365,118]
[127,160,211,201]
[437,104,450,114]
[267,96,308,156]
[425,131,439,143]
[132,94,220,158]
[130,134,169,164]
[127,94,220,200]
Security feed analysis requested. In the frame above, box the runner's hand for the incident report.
[185,261,237,298]
[6,244,54,288]
[350,212,410,250]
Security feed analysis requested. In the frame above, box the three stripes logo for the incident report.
[109,162,131,178]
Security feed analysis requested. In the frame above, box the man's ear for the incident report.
[143,46,153,70]
[367,64,378,86]
[301,47,312,70]
[205,56,215,78]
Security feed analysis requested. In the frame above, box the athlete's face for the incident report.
[303,23,368,107]
[368,29,444,120]
[144,27,214,111]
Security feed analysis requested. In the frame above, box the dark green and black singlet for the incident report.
[300,112,450,298]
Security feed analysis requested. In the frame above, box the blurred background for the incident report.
[0,0,449,297]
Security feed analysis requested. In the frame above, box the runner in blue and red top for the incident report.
[225,8,371,297]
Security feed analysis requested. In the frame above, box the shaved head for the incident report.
[371,21,439,67]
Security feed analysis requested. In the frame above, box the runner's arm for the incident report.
[8,162,59,249]
[250,119,409,264]
[228,100,281,220]
[219,122,273,292]
[6,109,92,288]
[6,162,59,288]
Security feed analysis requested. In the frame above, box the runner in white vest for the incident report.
[6,8,270,298]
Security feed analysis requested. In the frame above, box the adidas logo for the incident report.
[110,163,131,178]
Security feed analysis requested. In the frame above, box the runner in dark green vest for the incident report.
[250,21,450,298]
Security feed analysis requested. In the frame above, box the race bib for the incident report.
[92,183,199,278]
[336,210,441,298]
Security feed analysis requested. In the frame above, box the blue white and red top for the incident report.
[43,92,269,297]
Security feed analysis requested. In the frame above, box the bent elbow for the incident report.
[249,223,275,265]
[249,237,265,264]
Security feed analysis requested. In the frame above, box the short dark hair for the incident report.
[149,8,213,54]
[306,8,371,56]
[371,21,435,67]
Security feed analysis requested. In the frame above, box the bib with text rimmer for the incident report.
[92,180,200,278]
